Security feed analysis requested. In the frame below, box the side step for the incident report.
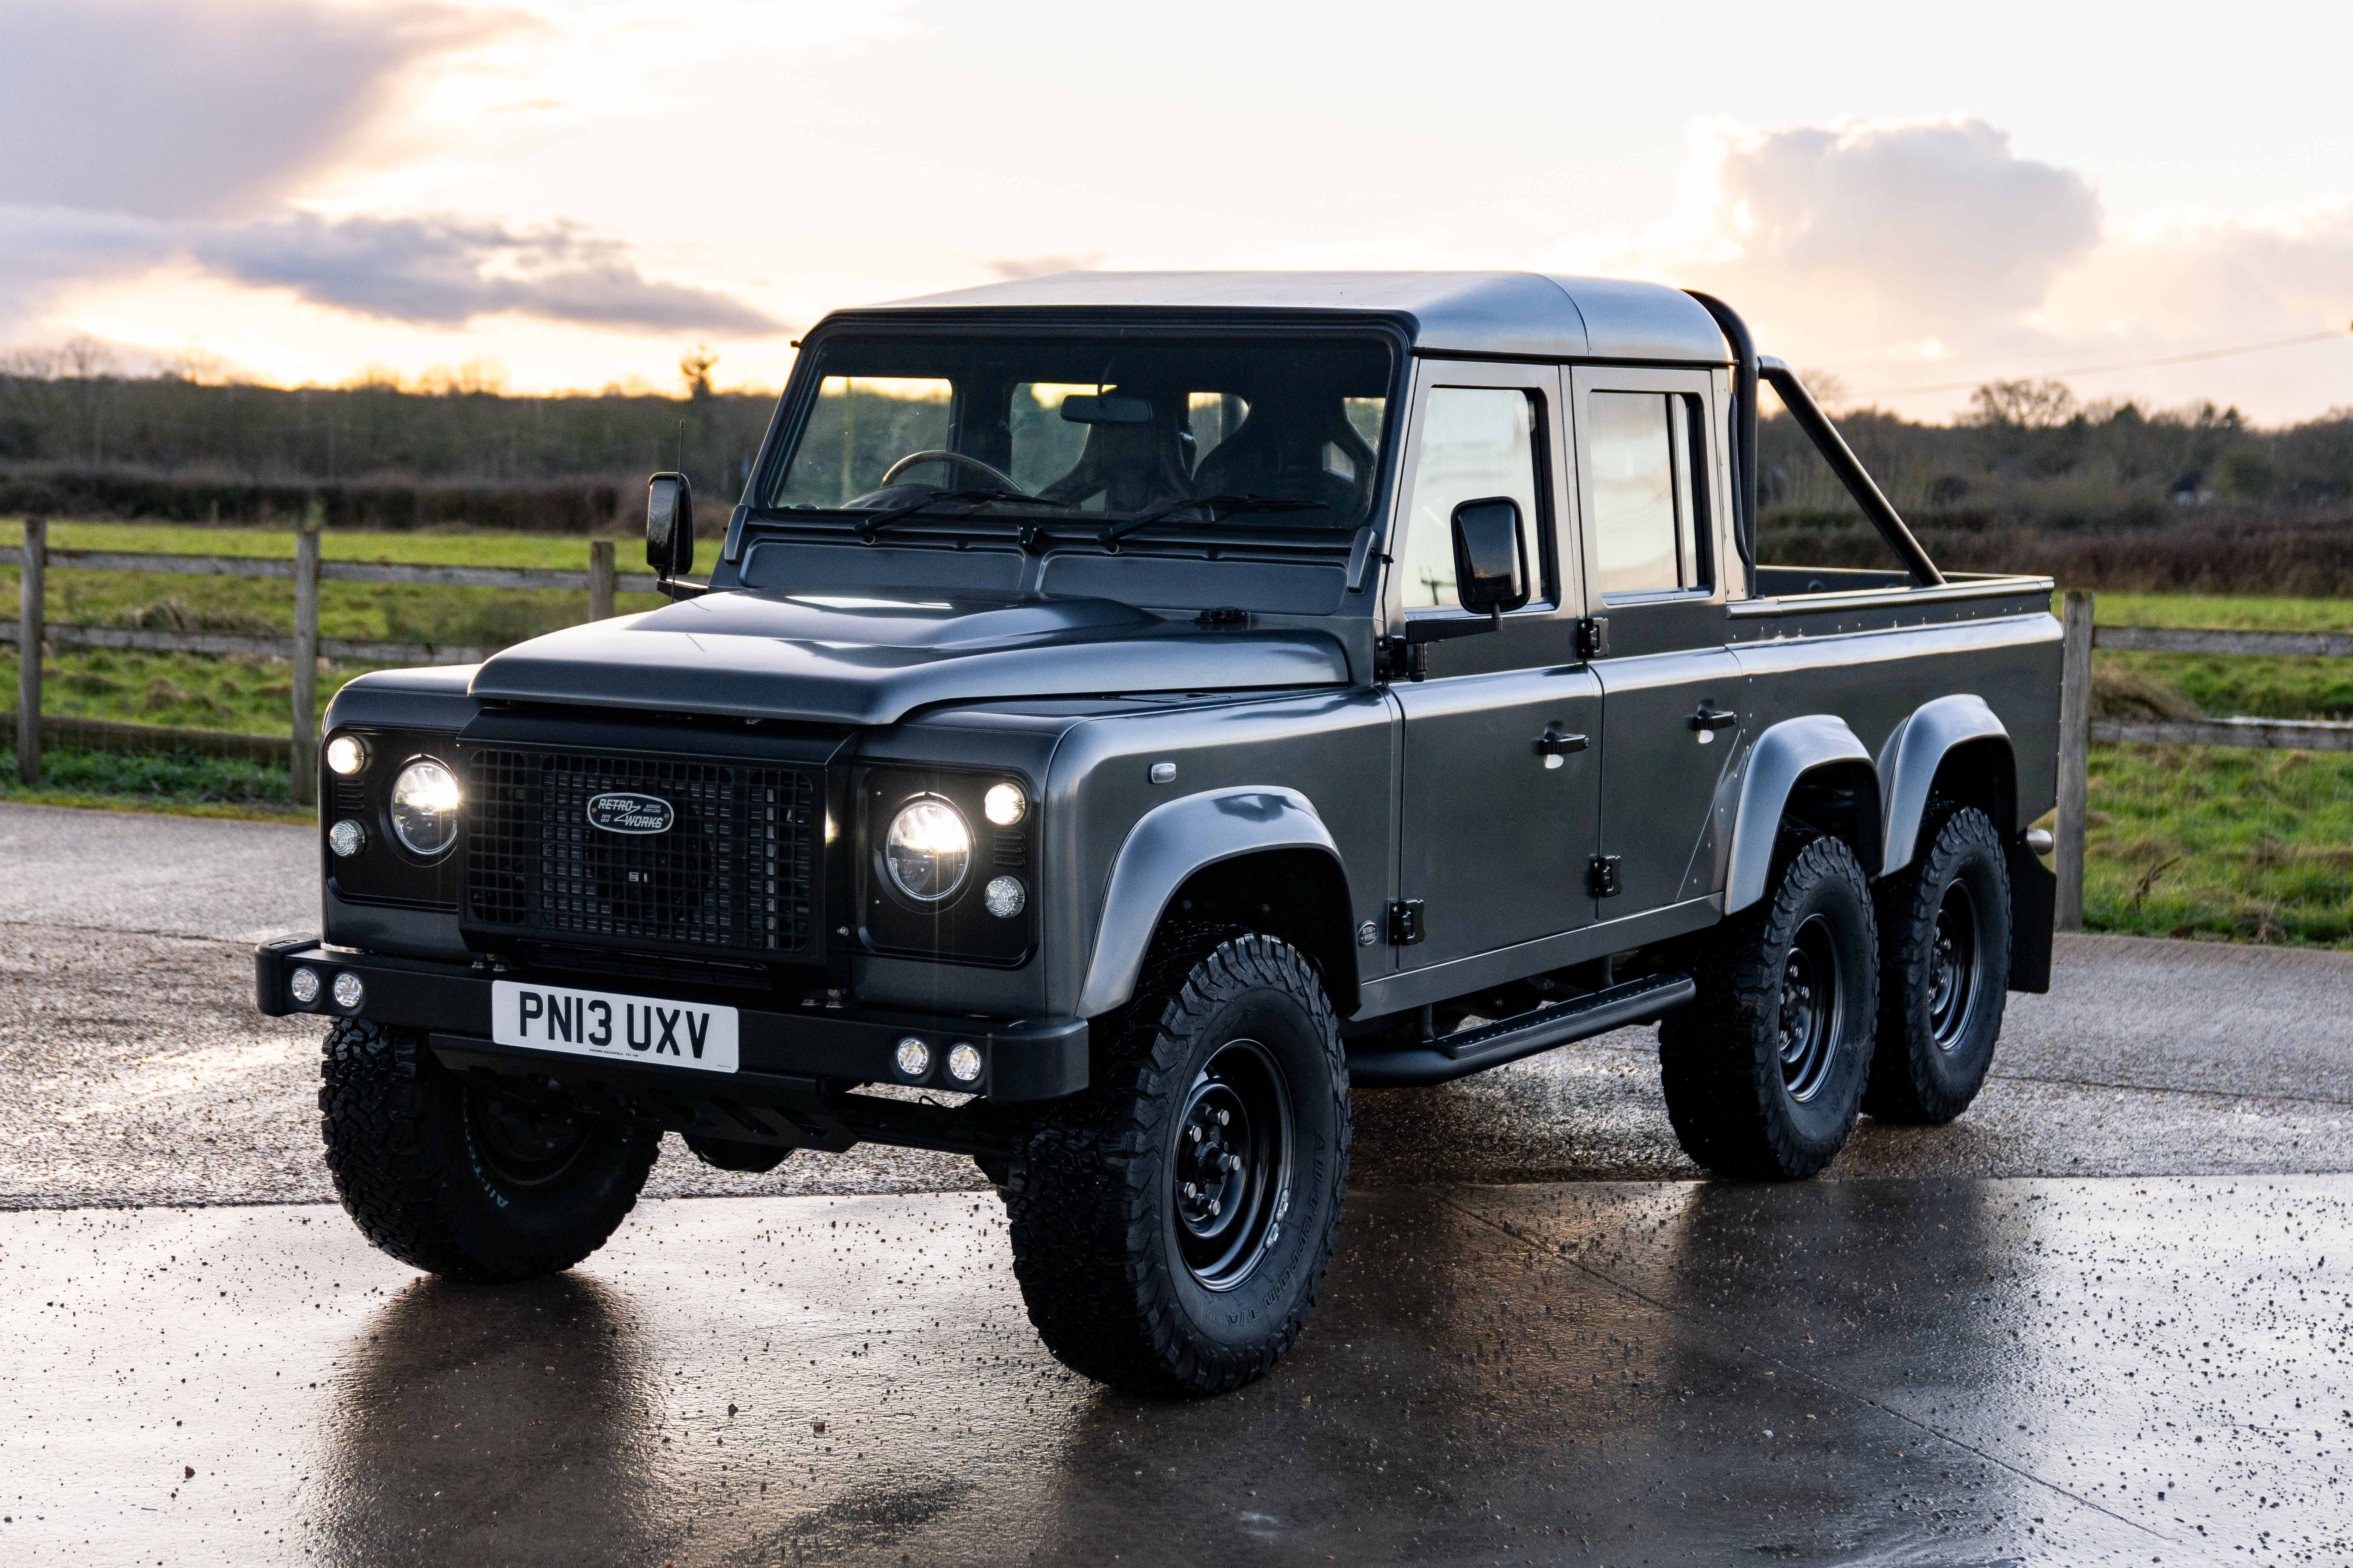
[1346,972,1697,1088]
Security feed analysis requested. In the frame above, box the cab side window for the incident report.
[1589,391,1709,598]
[1397,387,1546,611]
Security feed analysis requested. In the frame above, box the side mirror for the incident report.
[646,471,693,578]
[1450,496,1528,619]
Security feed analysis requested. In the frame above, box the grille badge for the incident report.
[587,792,676,835]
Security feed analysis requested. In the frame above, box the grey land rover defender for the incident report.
[258,273,2061,1395]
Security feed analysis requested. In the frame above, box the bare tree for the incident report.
[1967,378,2078,429]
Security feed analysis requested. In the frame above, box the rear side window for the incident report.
[1589,391,1709,597]
[1397,387,1545,612]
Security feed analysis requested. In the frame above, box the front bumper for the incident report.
[254,937,1088,1103]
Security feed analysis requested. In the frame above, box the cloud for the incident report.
[0,206,784,337]
[1666,116,2102,348]
[0,0,492,221]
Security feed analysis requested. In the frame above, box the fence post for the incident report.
[16,515,44,785]
[589,539,616,621]
[2054,588,2095,931]
[290,498,322,807]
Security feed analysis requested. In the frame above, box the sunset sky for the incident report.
[5,0,2350,421]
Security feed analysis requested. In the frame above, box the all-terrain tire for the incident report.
[1658,835,1878,1179]
[1866,802,2011,1124]
[319,1019,659,1281]
[1002,930,1350,1396]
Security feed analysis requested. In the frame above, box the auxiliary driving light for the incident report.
[325,734,368,775]
[894,1036,932,1078]
[331,972,365,1010]
[329,819,367,857]
[983,875,1026,918]
[947,1043,984,1083]
[983,782,1026,826]
[288,967,321,1005]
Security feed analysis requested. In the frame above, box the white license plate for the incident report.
[490,981,739,1073]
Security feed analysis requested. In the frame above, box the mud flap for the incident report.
[2007,843,2056,994]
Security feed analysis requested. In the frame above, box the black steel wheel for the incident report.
[1172,1039,1291,1290]
[1003,929,1349,1396]
[1867,803,2011,1124]
[1777,913,1844,1102]
[320,1019,658,1281]
[1658,834,1878,1179]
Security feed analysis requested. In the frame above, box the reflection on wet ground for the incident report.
[3,1178,2343,1565]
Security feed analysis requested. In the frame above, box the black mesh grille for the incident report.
[465,749,817,957]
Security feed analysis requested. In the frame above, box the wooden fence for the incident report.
[5,525,2348,894]
[4,506,653,803]
[2052,587,2353,930]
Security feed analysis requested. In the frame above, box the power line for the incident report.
[1860,325,2353,398]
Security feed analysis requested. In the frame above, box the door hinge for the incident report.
[1587,855,1623,898]
[1386,899,1426,945]
[1575,616,1610,659]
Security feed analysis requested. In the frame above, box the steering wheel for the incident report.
[879,449,1029,494]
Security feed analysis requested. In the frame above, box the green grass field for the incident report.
[6,520,2352,944]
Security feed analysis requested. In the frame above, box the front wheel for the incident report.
[319,1020,658,1281]
[1003,931,1349,1396]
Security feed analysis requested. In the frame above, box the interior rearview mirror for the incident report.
[1060,394,1152,424]
[1450,496,1528,618]
[646,471,693,578]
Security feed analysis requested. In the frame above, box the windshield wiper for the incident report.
[855,489,1073,544]
[1097,493,1324,551]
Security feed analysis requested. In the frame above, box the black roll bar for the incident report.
[1681,290,1758,576]
[1683,290,1944,590]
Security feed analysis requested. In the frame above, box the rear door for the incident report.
[1390,360,1603,973]
[1570,366,1745,917]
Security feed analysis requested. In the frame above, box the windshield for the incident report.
[763,332,1394,534]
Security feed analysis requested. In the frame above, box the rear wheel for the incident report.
[1003,930,1349,1396]
[1658,835,1878,1179]
[1867,803,2011,1123]
[319,1019,658,1281]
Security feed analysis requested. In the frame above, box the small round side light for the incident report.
[947,1042,983,1083]
[329,819,367,858]
[983,782,1026,826]
[894,1037,932,1078]
[983,875,1026,918]
[288,967,321,1006]
[331,972,365,1010]
[325,734,368,776]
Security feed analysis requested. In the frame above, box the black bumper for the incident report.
[254,937,1088,1103]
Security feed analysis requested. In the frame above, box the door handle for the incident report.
[1689,705,1738,744]
[1535,724,1588,768]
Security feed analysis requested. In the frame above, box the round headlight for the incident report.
[389,759,461,857]
[331,972,365,1010]
[288,967,320,1005]
[325,734,368,776]
[983,875,1026,918]
[894,1037,932,1078]
[328,818,367,858]
[883,797,970,903]
[983,782,1026,826]
[947,1043,984,1083]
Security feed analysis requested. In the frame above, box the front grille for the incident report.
[465,748,818,958]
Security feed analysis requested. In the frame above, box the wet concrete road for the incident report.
[4,803,2351,1563]
[3,1180,2345,1566]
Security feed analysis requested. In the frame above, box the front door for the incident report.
[1391,361,1602,973]
[1571,367,1745,917]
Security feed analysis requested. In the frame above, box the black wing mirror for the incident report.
[646,471,693,579]
[1451,496,1528,620]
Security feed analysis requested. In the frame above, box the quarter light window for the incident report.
[1590,391,1710,597]
[1397,387,1543,611]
